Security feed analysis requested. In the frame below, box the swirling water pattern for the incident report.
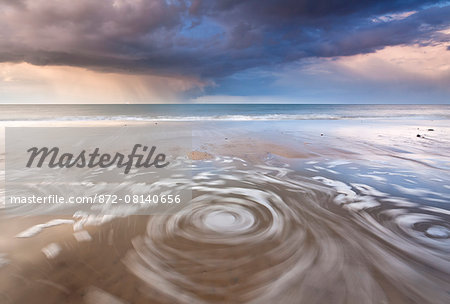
[123,157,450,304]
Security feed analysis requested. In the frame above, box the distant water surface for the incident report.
[1,104,450,121]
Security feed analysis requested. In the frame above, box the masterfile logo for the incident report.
[26,144,170,174]
[4,126,193,215]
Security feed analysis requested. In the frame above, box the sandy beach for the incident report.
[1,0,449,300]
[1,115,450,304]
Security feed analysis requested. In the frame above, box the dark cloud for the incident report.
[191,0,438,19]
[0,0,448,79]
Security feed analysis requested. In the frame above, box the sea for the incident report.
[0,104,449,121]
[0,104,449,303]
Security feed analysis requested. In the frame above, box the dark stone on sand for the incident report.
[428,129,434,131]
[320,133,324,136]
[416,134,421,138]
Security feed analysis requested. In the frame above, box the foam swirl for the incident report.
[124,159,450,303]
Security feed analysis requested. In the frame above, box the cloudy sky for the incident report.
[0,0,449,103]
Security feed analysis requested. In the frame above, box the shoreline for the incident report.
[0,118,449,303]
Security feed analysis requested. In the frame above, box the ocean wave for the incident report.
[3,113,450,122]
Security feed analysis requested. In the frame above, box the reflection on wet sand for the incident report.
[0,120,449,304]
[124,159,450,304]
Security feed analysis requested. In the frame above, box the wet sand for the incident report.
[1,119,449,303]
[0,216,150,303]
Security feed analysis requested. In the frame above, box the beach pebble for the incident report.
[427,129,434,131]
[73,230,93,242]
[425,226,449,239]
[416,134,421,138]
[42,243,62,259]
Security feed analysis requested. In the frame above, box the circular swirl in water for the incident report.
[122,159,450,304]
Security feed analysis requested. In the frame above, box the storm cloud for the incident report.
[0,0,449,80]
